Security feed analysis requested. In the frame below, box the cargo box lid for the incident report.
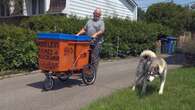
[37,33,91,41]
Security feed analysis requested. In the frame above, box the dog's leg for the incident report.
[159,69,167,95]
[132,60,145,91]
[132,76,141,91]
[141,78,147,95]
[159,79,165,95]
[132,73,144,91]
[132,85,136,91]
[132,74,138,91]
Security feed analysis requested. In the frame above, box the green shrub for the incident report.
[20,15,87,34]
[104,18,172,56]
[0,25,37,71]
[20,15,173,58]
[0,15,173,71]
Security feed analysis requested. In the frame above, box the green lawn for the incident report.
[81,68,195,110]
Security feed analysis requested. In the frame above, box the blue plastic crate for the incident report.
[37,33,92,41]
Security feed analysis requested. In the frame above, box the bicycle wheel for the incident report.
[43,75,54,90]
[82,64,96,85]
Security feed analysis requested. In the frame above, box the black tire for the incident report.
[82,65,96,85]
[43,76,54,91]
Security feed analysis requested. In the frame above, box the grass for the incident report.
[81,68,195,110]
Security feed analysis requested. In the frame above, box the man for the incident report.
[76,8,105,69]
[76,8,105,41]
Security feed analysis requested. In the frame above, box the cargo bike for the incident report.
[36,33,99,90]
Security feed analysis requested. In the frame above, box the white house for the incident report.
[0,0,137,20]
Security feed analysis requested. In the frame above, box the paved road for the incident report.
[0,58,181,110]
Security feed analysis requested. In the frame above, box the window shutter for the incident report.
[49,0,66,12]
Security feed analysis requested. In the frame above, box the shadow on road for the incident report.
[27,78,84,91]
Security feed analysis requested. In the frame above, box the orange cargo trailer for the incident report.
[37,33,97,90]
[37,39,75,72]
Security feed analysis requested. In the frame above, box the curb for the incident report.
[0,70,41,80]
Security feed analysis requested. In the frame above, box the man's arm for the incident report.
[91,30,104,38]
[76,28,86,36]
[76,20,90,36]
[92,21,105,38]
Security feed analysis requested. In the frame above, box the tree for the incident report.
[137,7,146,21]
[146,3,191,36]
[190,11,195,32]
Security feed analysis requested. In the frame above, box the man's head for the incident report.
[93,8,102,21]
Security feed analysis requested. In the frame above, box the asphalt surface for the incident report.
[0,57,181,110]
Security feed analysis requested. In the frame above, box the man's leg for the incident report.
[91,42,101,71]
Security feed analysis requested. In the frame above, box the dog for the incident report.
[132,50,167,95]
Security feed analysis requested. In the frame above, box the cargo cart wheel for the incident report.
[58,75,70,82]
[82,65,96,85]
[43,75,54,91]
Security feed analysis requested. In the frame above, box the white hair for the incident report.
[140,50,157,58]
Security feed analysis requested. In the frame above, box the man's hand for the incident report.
[90,38,96,43]
[91,33,97,38]
[76,28,85,36]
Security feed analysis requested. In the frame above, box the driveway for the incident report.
[0,57,181,110]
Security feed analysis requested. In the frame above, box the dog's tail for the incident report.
[140,50,157,59]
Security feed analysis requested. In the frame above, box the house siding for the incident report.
[1,0,137,21]
[65,0,137,20]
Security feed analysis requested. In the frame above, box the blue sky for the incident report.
[135,0,195,10]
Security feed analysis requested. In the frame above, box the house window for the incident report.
[49,0,66,12]
[0,5,9,16]
[39,0,44,14]
[0,4,5,16]
[32,0,37,15]
[32,0,45,15]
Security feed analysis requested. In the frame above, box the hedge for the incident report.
[0,15,173,71]
[21,15,172,57]
[0,25,37,71]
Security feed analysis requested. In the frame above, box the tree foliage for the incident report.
[137,7,146,21]
[146,3,191,36]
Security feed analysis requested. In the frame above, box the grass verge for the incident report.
[81,68,195,110]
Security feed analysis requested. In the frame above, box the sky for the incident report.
[135,0,195,10]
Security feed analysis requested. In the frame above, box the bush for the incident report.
[0,25,37,71]
[20,15,87,34]
[0,15,173,71]
[104,18,172,56]
[20,15,173,58]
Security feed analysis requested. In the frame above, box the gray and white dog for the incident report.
[132,50,167,95]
